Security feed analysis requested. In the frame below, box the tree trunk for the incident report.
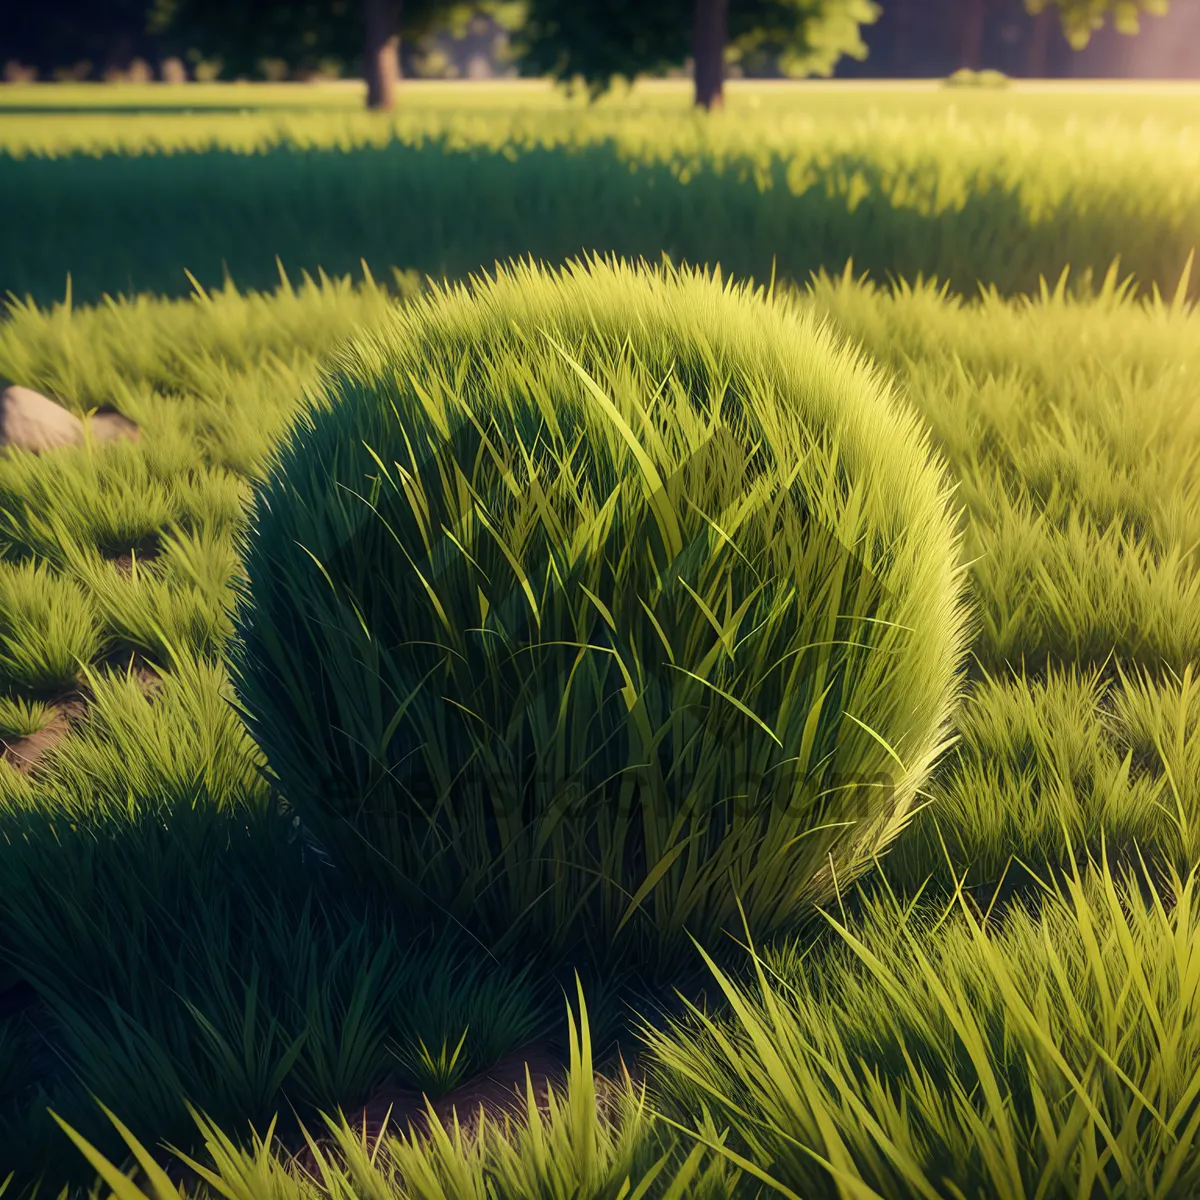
[960,0,987,69]
[892,0,913,76]
[1026,7,1051,78]
[692,0,728,111]
[364,0,400,111]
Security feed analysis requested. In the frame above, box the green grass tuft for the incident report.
[232,255,970,966]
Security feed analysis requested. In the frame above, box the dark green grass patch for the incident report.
[43,846,1200,1199]
[1,101,1197,306]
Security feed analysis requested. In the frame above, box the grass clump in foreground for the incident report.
[52,844,1200,1199]
[0,260,1198,1193]
[231,257,969,968]
[648,837,1200,1200]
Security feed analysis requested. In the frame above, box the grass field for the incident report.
[1,80,1198,307]
[1,79,1200,1197]
[4,77,1200,122]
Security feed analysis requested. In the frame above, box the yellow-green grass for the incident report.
[3,77,1200,126]
[0,695,54,740]
[0,263,1197,1190]
[2,81,1196,307]
[645,843,1200,1200]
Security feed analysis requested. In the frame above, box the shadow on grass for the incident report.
[2,139,1195,307]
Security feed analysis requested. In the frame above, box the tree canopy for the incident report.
[1027,0,1170,48]
[513,0,879,107]
[2,0,1177,101]
[149,0,459,79]
[0,0,159,76]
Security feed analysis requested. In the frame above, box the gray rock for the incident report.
[0,385,84,452]
[88,410,140,444]
[0,385,139,453]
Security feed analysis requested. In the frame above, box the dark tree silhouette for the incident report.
[151,0,467,107]
[513,0,878,110]
[0,0,160,78]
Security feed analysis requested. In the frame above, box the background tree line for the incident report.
[0,0,1182,111]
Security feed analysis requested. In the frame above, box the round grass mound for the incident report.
[232,257,969,964]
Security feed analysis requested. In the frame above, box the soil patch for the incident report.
[291,1041,571,1170]
[154,1041,585,1189]
[93,652,164,698]
[1,696,87,774]
[105,548,161,575]
[0,659,162,775]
